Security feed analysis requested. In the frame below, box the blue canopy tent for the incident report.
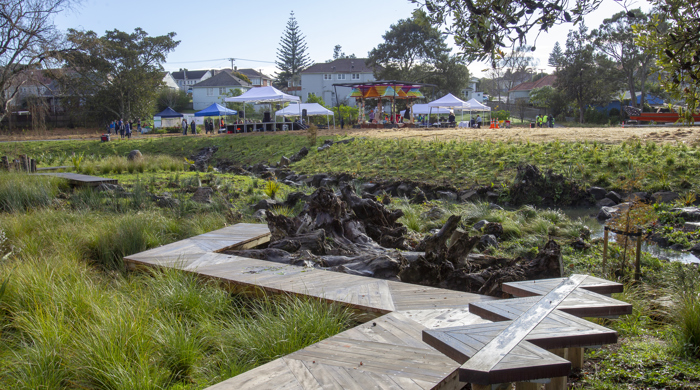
[153,107,183,129]
[194,103,237,132]
[194,103,237,117]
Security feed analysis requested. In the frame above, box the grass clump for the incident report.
[0,172,64,212]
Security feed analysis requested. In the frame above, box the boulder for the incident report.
[362,182,379,193]
[597,206,615,221]
[421,207,445,220]
[289,147,309,162]
[671,207,700,222]
[652,191,680,204]
[311,173,329,187]
[411,189,427,204]
[319,177,338,188]
[278,156,291,168]
[459,190,479,203]
[252,209,267,221]
[472,220,489,231]
[588,186,607,200]
[284,192,307,207]
[483,222,504,237]
[489,203,504,210]
[477,234,499,250]
[437,190,458,202]
[596,198,617,207]
[691,242,700,253]
[684,222,700,232]
[397,182,415,198]
[605,191,622,204]
[127,150,143,161]
[191,187,213,203]
[155,196,180,208]
[627,192,649,202]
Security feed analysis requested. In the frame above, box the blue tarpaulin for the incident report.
[154,107,183,118]
[195,103,237,117]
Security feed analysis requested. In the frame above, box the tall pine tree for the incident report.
[548,42,564,71]
[275,11,312,89]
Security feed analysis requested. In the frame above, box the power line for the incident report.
[167,57,275,65]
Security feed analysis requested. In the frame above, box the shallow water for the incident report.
[560,207,700,264]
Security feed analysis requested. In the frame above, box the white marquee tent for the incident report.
[411,104,451,115]
[275,103,335,128]
[224,86,301,131]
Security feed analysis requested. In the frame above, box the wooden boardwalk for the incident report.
[36,172,118,186]
[124,223,629,390]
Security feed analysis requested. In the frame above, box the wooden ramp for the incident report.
[36,172,118,186]
[124,223,629,390]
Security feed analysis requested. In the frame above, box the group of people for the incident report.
[108,119,141,139]
[536,114,554,128]
[180,118,228,135]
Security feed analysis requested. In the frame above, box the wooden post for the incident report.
[1,156,8,171]
[635,232,643,281]
[516,381,541,390]
[544,348,568,390]
[568,347,584,370]
[30,158,37,173]
[602,228,609,273]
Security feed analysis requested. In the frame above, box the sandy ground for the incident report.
[2,124,700,144]
[318,124,700,144]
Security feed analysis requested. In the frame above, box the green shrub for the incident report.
[0,173,62,212]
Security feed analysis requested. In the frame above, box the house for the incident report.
[236,68,273,87]
[300,58,377,105]
[161,72,179,90]
[507,75,557,103]
[3,69,64,114]
[597,91,665,114]
[170,69,212,92]
[191,70,252,110]
[461,78,484,102]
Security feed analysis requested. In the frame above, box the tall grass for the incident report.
[80,155,185,175]
[0,172,64,212]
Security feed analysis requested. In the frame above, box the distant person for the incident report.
[190,119,196,135]
[340,116,345,129]
[536,115,543,128]
[476,115,482,128]
[137,118,142,134]
[108,120,115,135]
[125,121,132,139]
[182,118,188,135]
[119,119,125,139]
[404,107,411,123]
[549,115,555,128]
[543,114,548,128]
[448,110,456,123]
[369,109,375,123]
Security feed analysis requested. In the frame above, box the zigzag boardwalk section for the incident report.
[423,276,631,390]
[36,172,118,187]
[124,223,629,389]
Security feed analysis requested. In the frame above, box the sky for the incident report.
[53,0,653,79]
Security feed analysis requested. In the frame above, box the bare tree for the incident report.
[0,0,74,123]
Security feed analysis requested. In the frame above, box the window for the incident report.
[324,74,332,80]
[337,74,346,80]
[219,87,226,95]
[207,88,214,96]
[351,74,360,80]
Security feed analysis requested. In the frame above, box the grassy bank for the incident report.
[3,134,700,193]
[0,173,355,389]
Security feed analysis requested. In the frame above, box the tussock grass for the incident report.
[0,173,64,212]
[80,155,185,175]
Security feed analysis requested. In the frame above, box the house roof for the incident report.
[303,58,375,74]
[170,70,209,80]
[237,68,272,80]
[192,71,251,88]
[508,75,557,92]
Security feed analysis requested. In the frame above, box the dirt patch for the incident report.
[319,124,700,144]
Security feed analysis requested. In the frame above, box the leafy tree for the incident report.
[156,88,189,112]
[499,45,538,101]
[591,9,653,108]
[635,1,700,122]
[223,88,254,116]
[367,11,470,95]
[529,85,568,117]
[555,22,621,123]
[275,11,312,89]
[331,45,356,61]
[54,28,179,122]
[548,42,564,70]
[305,93,327,106]
[411,0,610,63]
[0,0,76,123]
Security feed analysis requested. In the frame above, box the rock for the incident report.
[250,163,268,174]
[411,189,427,204]
[127,150,143,161]
[588,186,607,200]
[684,222,700,232]
[252,209,267,221]
[361,182,379,193]
[477,234,499,250]
[482,222,504,237]
[317,143,332,152]
[571,238,590,250]
[191,187,213,203]
[319,177,338,188]
[597,207,615,221]
[627,192,649,202]
[652,191,679,204]
[284,192,307,207]
[311,173,329,187]
[397,183,415,198]
[278,156,291,168]
[191,146,218,172]
[596,198,617,207]
[289,147,309,162]
[486,191,499,203]
[671,207,700,222]
[649,233,670,247]
[489,203,504,210]
[334,137,355,145]
[669,243,686,251]
[436,190,458,201]
[155,196,180,208]
[605,191,622,204]
[421,207,444,220]
[691,242,700,253]
[459,190,479,203]
[254,198,280,210]
[473,220,489,231]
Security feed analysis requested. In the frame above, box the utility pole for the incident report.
[228,58,235,70]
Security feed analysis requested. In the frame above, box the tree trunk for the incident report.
[628,73,637,109]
